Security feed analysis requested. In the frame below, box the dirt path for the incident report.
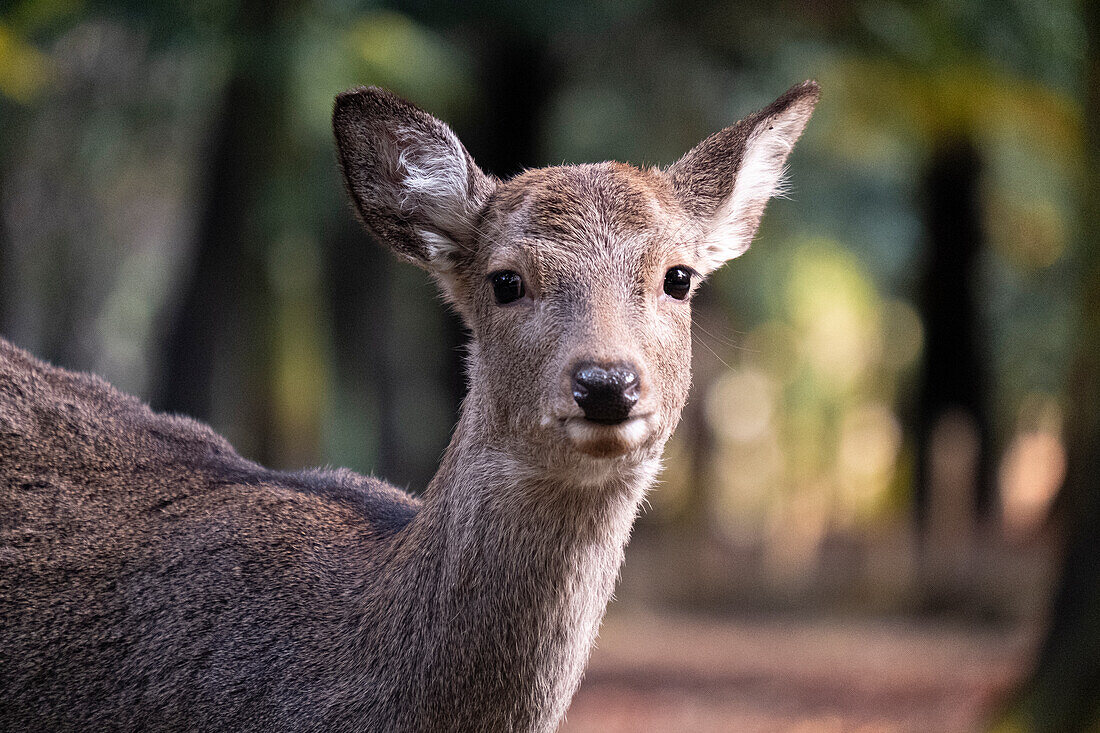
[562,612,1037,732]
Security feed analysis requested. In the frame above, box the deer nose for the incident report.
[571,362,640,424]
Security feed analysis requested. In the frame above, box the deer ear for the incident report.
[667,80,819,274]
[333,87,495,274]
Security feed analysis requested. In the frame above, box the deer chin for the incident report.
[562,415,652,458]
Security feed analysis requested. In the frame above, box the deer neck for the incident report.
[395,393,658,729]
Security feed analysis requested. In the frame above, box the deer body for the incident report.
[0,82,817,731]
[0,342,643,730]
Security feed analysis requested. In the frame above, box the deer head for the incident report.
[333,82,818,481]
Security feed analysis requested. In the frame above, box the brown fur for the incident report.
[1,81,817,731]
[668,80,820,221]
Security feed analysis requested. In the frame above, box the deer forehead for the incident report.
[484,162,697,280]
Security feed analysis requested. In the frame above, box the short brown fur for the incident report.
[1,81,818,732]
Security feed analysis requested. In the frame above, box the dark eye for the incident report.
[490,270,525,304]
[663,266,692,300]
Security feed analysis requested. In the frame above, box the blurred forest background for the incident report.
[1,0,1097,729]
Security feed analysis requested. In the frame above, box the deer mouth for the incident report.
[561,414,652,457]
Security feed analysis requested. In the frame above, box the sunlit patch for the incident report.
[706,368,777,443]
[0,25,54,103]
[698,237,925,558]
[836,402,902,515]
[1000,394,1065,540]
[785,243,882,392]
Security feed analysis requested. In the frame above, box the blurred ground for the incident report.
[562,612,1037,733]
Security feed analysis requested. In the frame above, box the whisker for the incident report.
[691,316,760,355]
[691,332,734,371]
[690,318,741,348]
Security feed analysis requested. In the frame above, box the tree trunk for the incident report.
[152,0,300,464]
[1006,4,1100,729]
[914,136,995,544]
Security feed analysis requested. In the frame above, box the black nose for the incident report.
[571,362,640,424]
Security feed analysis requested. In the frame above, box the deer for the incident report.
[0,80,818,732]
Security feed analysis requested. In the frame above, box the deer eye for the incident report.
[663,266,692,300]
[490,270,525,304]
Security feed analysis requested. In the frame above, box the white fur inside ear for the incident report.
[699,107,808,272]
[416,229,461,269]
[394,124,474,265]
